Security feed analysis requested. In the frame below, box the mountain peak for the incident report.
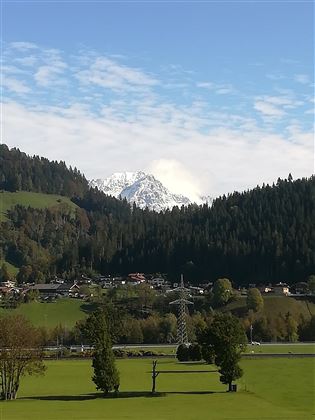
[89,171,192,212]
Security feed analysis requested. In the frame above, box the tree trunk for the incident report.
[152,375,156,394]
[151,360,159,394]
[228,382,232,392]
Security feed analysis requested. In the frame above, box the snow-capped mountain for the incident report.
[90,171,146,198]
[89,171,192,212]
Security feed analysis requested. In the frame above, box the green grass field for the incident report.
[0,299,91,328]
[263,295,315,317]
[0,190,78,222]
[0,259,19,276]
[0,357,314,419]
[123,343,315,355]
[245,343,315,354]
[222,295,315,320]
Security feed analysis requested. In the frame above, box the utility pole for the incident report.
[250,324,253,344]
[170,274,193,345]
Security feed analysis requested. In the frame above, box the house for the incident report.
[189,286,204,295]
[112,277,126,286]
[80,275,93,285]
[30,282,80,297]
[273,282,290,296]
[50,277,64,284]
[0,280,17,288]
[258,285,273,294]
[148,277,165,287]
[30,284,61,296]
[291,282,309,295]
[128,273,146,283]
[56,282,80,296]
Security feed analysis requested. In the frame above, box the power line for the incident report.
[170,274,193,345]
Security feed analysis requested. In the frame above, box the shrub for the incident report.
[189,343,202,361]
[176,344,190,361]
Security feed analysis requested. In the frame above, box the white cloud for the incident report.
[3,77,30,94]
[33,49,67,87]
[263,96,292,106]
[3,100,313,198]
[254,100,285,118]
[253,93,304,119]
[2,42,313,198]
[2,65,27,75]
[10,41,38,51]
[148,159,202,202]
[197,81,236,95]
[197,82,214,89]
[34,65,64,87]
[294,74,310,84]
[266,73,285,81]
[76,57,158,92]
[15,56,38,67]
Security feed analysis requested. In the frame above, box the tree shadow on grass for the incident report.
[22,394,99,402]
[166,391,225,395]
[23,389,226,401]
[80,302,98,314]
[22,391,166,401]
[176,361,208,365]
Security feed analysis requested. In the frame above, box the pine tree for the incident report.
[86,311,120,395]
[92,344,120,395]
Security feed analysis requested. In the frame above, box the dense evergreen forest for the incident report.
[1,144,314,286]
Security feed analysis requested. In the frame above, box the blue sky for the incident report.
[2,1,314,198]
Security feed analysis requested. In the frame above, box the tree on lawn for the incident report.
[0,314,45,400]
[246,288,264,312]
[198,313,247,392]
[212,278,233,307]
[285,312,299,342]
[85,310,120,395]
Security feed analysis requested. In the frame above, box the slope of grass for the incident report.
[263,295,315,318]
[0,298,91,328]
[222,295,315,320]
[1,358,313,419]
[0,190,78,221]
[0,259,19,275]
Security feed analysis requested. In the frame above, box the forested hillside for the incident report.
[1,145,314,285]
[0,144,88,197]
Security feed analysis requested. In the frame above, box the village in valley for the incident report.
[1,271,313,305]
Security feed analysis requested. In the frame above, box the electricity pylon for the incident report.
[169,274,193,345]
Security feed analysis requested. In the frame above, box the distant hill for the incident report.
[0,144,88,197]
[0,191,78,222]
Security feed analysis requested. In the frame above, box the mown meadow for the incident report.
[0,357,313,420]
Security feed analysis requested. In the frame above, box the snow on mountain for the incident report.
[200,195,214,206]
[89,171,192,212]
[89,171,146,198]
